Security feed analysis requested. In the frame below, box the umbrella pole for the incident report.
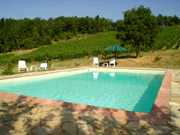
[115,51,116,58]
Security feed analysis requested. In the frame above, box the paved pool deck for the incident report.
[0,67,171,126]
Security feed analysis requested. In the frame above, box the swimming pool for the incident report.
[0,69,165,113]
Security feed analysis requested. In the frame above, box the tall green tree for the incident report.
[171,15,179,24]
[157,14,164,26]
[116,6,160,57]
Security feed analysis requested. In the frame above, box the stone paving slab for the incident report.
[170,70,180,129]
[0,98,179,135]
[171,90,180,94]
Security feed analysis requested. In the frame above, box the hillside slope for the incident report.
[0,26,180,75]
[153,25,180,49]
[12,25,180,63]
[13,32,119,62]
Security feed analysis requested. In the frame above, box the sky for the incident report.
[0,0,180,21]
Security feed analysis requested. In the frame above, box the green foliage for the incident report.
[0,16,115,53]
[21,38,37,49]
[123,44,135,52]
[157,14,180,26]
[0,11,179,55]
[116,6,161,57]
[154,56,161,62]
[176,40,180,49]
[12,32,119,62]
[0,54,15,75]
[0,54,15,66]
[2,61,14,75]
[153,25,180,50]
[0,24,179,67]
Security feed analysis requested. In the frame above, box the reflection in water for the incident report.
[109,72,115,78]
[93,72,99,79]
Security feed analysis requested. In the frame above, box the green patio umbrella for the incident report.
[104,44,127,58]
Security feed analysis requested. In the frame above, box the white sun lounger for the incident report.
[18,60,28,72]
[93,57,99,67]
[39,63,47,70]
[109,58,115,67]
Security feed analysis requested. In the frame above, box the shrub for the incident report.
[2,61,14,75]
[176,40,180,49]
[74,62,80,66]
[0,54,15,66]
[54,35,59,42]
[21,38,36,49]
[154,56,161,62]
[40,36,51,45]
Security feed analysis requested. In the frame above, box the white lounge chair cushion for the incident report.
[39,63,47,69]
[109,58,115,65]
[18,60,28,71]
[18,60,27,68]
[93,57,99,64]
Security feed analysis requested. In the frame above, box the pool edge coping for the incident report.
[0,67,171,126]
[0,67,167,80]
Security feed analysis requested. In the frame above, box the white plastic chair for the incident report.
[93,57,99,67]
[18,60,28,72]
[109,58,115,67]
[39,63,47,70]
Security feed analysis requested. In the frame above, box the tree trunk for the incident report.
[136,45,140,58]
[115,51,117,58]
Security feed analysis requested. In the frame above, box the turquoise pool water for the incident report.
[0,71,165,113]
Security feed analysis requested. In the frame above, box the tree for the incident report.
[116,6,160,57]
[157,14,164,26]
[95,15,100,32]
[163,16,169,26]
[171,15,179,24]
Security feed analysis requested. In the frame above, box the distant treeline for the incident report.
[0,15,115,53]
[157,14,180,26]
[0,14,180,53]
